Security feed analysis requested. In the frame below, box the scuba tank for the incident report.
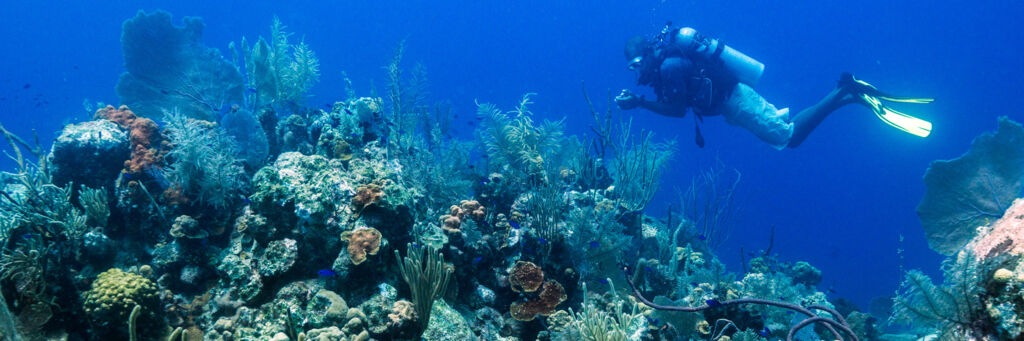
[674,27,764,87]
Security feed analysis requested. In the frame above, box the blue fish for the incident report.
[508,221,520,229]
[21,234,34,240]
[538,237,547,244]
[472,257,483,265]
[689,282,698,287]
[123,173,134,179]
[644,266,653,272]
[201,238,207,247]
[318,269,337,277]
[758,327,771,337]
[411,242,421,249]
[247,87,257,93]
[344,108,354,115]
[697,235,707,241]
[786,311,795,315]
[588,241,600,248]
[480,178,490,184]
[705,299,722,307]
[598,279,609,284]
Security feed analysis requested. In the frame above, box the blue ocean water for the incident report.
[1,0,1021,335]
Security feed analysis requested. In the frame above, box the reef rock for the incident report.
[49,120,130,189]
[967,198,1024,260]
[422,300,472,341]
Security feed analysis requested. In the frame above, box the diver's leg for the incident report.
[786,88,857,148]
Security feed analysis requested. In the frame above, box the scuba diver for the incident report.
[615,24,934,149]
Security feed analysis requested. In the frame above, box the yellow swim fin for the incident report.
[840,73,934,137]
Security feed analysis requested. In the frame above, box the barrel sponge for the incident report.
[82,268,161,335]
[917,117,1024,255]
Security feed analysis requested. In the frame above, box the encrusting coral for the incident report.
[509,280,567,321]
[509,260,544,293]
[439,200,486,233]
[341,227,382,265]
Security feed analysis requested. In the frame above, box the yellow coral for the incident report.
[994,268,1014,283]
[82,268,161,336]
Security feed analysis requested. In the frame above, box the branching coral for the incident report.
[394,243,453,335]
[609,119,675,212]
[684,162,742,251]
[231,17,320,114]
[892,250,988,339]
[162,110,247,209]
[477,94,572,186]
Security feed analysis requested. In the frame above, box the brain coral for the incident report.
[82,268,161,336]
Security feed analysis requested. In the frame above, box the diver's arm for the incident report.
[615,89,687,117]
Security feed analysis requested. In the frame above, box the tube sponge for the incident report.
[917,117,1024,255]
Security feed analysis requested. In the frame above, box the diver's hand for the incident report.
[615,89,643,110]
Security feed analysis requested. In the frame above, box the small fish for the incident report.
[73,65,79,70]
[467,165,475,169]
[21,234,34,240]
[247,87,257,93]
[644,266,653,272]
[508,221,520,229]
[588,241,600,248]
[350,133,359,138]
[411,242,421,249]
[697,235,707,241]
[705,299,722,307]
[318,269,337,277]
[344,108,354,115]
[480,177,490,184]
[201,238,207,247]
[22,83,30,89]
[160,89,169,95]
[785,311,794,315]
[538,237,547,244]
[757,327,771,337]
[123,173,134,179]
[472,257,483,265]
[598,279,609,284]
[689,282,698,287]
[322,103,332,109]
[480,154,488,159]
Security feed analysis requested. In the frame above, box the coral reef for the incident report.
[0,10,892,341]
